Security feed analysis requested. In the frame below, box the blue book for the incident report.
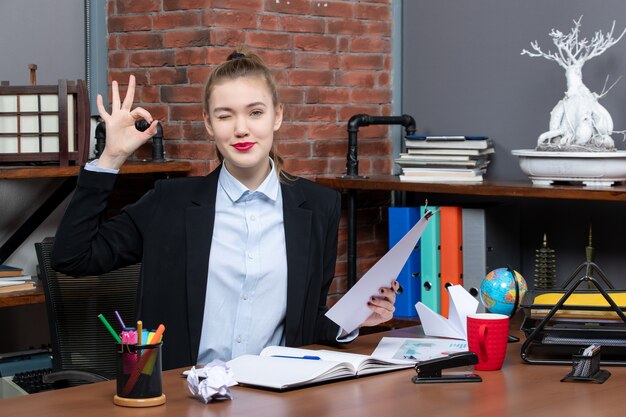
[388,207,421,317]
[419,206,440,314]
[0,264,23,277]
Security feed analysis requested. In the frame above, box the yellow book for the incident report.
[531,292,626,321]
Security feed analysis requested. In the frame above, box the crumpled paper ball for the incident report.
[186,360,238,404]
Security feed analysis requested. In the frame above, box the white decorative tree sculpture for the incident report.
[522,17,626,151]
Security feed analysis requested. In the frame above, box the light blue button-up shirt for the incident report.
[197,161,288,364]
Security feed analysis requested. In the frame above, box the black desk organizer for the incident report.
[520,259,626,366]
[561,347,611,383]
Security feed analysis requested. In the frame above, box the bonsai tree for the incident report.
[522,17,626,151]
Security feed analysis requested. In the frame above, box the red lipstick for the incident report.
[233,142,255,151]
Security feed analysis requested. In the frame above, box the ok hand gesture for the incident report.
[96,75,158,170]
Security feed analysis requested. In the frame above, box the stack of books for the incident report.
[0,265,36,294]
[395,135,494,182]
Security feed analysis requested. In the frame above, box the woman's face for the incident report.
[204,76,283,181]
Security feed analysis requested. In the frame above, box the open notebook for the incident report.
[226,346,413,390]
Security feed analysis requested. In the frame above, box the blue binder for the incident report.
[420,205,440,314]
[388,207,421,317]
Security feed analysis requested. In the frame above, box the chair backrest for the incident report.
[36,237,140,380]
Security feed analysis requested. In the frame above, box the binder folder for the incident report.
[420,205,440,314]
[461,205,520,313]
[388,207,421,317]
[462,208,486,312]
[440,206,463,318]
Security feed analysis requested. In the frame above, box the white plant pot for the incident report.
[511,149,626,186]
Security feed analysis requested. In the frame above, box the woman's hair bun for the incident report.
[227,52,247,60]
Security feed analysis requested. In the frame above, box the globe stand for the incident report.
[480,265,526,343]
[507,266,521,343]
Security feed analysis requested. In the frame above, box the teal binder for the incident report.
[388,207,421,317]
[420,205,440,314]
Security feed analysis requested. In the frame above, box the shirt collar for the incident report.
[218,159,280,203]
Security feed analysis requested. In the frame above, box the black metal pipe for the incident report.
[347,189,357,288]
[343,114,416,288]
[345,114,416,178]
[94,121,106,159]
[94,120,165,162]
[135,120,165,162]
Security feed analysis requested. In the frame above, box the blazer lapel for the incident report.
[185,167,221,364]
[282,180,312,342]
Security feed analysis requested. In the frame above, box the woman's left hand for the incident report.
[360,280,401,328]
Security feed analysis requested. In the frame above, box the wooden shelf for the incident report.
[0,161,192,180]
[0,285,44,308]
[315,175,626,202]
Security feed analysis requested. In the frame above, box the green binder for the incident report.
[420,206,440,314]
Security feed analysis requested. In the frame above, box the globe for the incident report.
[480,268,528,316]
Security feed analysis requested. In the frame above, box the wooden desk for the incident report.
[2,326,624,417]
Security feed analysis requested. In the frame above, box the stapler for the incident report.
[412,352,482,384]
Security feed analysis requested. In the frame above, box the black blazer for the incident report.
[52,165,342,370]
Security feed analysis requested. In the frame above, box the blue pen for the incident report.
[271,355,321,360]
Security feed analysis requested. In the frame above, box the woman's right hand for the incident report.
[96,74,158,170]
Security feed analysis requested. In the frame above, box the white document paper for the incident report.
[415,285,478,340]
[371,337,468,362]
[325,211,434,333]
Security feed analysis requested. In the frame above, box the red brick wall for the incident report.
[107,0,394,300]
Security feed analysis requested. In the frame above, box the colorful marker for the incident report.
[148,324,165,344]
[137,320,143,346]
[114,310,127,329]
[98,314,121,343]
[122,324,166,396]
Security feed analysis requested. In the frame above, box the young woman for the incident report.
[52,51,398,370]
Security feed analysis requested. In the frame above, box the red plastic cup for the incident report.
[467,313,509,371]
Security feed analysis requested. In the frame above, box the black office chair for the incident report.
[35,237,141,387]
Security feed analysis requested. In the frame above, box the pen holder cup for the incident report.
[113,342,166,407]
[561,348,610,384]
